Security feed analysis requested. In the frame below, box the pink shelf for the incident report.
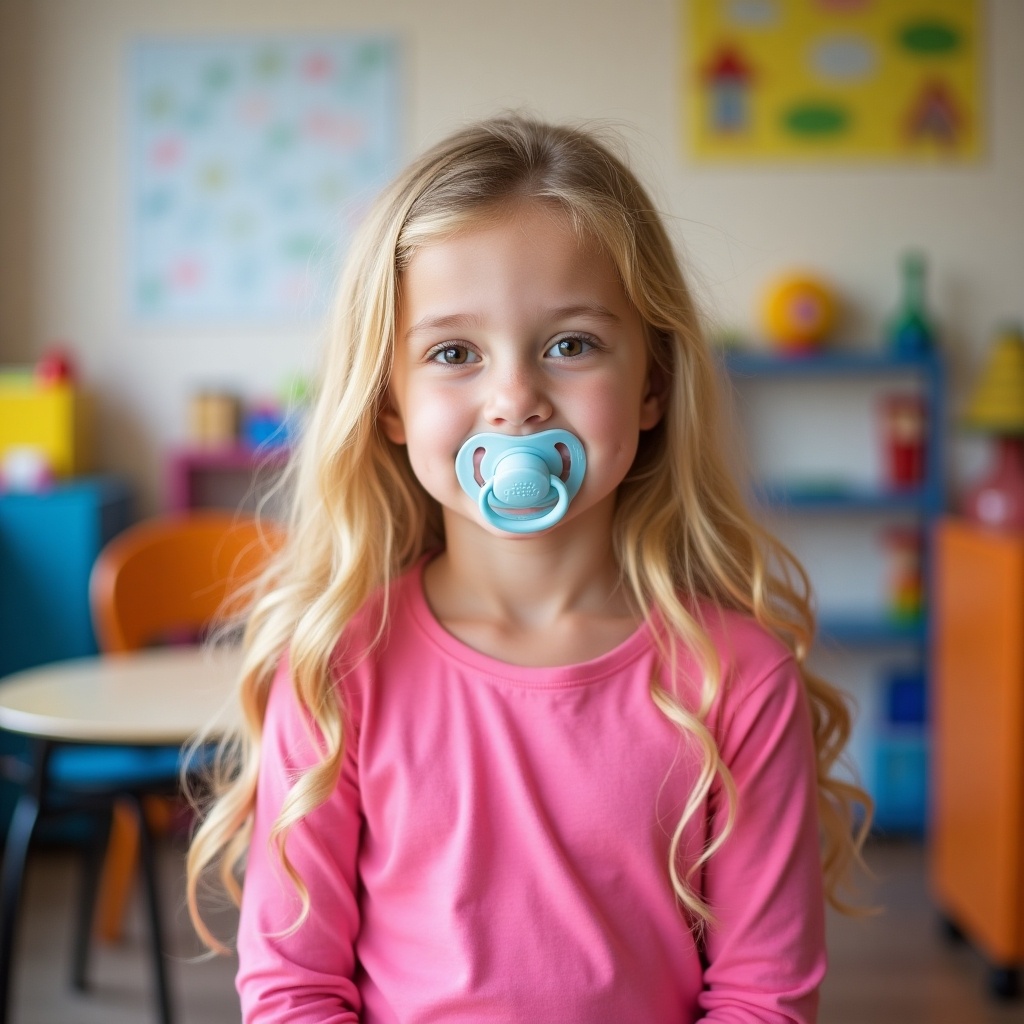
[165,444,291,512]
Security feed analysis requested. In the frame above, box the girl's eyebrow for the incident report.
[548,303,623,326]
[404,303,622,341]
[405,312,484,341]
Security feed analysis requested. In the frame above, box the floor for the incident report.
[6,838,1024,1023]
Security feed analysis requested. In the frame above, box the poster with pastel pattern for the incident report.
[130,36,400,320]
[684,0,981,163]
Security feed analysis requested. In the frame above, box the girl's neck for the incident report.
[422,504,641,667]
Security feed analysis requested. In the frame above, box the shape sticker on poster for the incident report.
[130,36,400,320]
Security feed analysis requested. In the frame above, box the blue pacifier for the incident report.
[455,429,586,535]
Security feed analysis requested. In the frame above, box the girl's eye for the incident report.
[429,344,478,365]
[546,335,594,359]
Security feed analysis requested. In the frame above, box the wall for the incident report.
[1,0,1022,512]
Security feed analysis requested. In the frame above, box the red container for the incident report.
[879,393,927,489]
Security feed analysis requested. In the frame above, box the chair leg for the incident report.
[129,796,174,1024]
[94,799,140,943]
[71,806,114,991]
[0,739,49,1024]
[0,793,42,1024]
[95,796,177,944]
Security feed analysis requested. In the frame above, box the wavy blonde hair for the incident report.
[186,113,870,951]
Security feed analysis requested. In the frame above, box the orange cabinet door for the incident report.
[930,520,1024,965]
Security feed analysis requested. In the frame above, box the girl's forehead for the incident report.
[401,199,608,265]
[399,210,624,308]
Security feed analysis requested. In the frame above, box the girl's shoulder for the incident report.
[687,599,800,707]
[701,602,793,667]
[325,560,425,689]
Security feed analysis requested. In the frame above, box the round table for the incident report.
[0,646,242,1024]
[0,646,243,745]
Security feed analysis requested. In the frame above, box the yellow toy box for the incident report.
[0,370,92,477]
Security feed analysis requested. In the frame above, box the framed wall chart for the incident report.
[129,36,400,321]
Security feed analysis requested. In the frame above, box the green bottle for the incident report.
[888,251,935,355]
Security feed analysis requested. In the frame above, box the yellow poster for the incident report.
[685,0,981,162]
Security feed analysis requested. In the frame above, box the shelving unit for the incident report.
[725,348,944,643]
[165,443,290,514]
[723,348,945,830]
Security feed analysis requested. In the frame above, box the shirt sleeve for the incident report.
[236,655,363,1023]
[698,656,827,1024]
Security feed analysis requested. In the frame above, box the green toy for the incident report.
[888,251,935,355]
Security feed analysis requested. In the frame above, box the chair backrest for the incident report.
[90,512,286,653]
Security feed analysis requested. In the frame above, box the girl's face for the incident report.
[381,202,665,538]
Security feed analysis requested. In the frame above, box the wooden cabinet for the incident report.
[931,519,1024,994]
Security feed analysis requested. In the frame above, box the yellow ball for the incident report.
[763,276,836,351]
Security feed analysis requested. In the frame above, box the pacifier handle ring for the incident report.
[478,476,570,535]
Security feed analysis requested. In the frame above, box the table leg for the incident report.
[0,740,51,1024]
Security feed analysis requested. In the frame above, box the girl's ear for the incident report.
[378,394,407,445]
[639,360,669,431]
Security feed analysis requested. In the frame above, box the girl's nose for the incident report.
[483,366,553,428]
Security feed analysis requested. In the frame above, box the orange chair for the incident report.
[87,512,284,942]
[91,511,284,654]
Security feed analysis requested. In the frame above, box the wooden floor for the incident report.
[5,838,1023,1022]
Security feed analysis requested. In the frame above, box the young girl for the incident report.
[187,114,868,1023]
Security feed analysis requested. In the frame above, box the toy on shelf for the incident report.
[887,250,935,356]
[878,392,927,489]
[0,448,56,493]
[34,347,76,385]
[882,525,925,624]
[242,374,312,450]
[761,273,837,355]
[0,346,91,491]
[243,401,290,449]
[961,323,1024,530]
[188,390,241,448]
[185,375,311,453]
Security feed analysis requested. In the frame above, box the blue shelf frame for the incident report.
[817,615,927,648]
[755,483,933,512]
[723,348,946,650]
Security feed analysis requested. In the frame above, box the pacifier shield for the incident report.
[455,429,586,534]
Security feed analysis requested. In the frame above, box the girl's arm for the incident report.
[698,657,828,1024]
[236,657,363,1023]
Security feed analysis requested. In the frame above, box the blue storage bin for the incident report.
[883,667,927,726]
[873,732,928,833]
[0,477,132,836]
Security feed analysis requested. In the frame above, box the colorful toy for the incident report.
[0,352,91,477]
[761,274,837,353]
[34,346,77,385]
[878,392,927,489]
[241,374,314,450]
[882,526,925,624]
[187,391,241,447]
[242,401,290,449]
[887,251,935,355]
[961,323,1024,529]
[0,447,56,493]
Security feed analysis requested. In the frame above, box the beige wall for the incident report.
[1,0,1022,511]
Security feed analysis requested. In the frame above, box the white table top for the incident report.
[0,647,243,745]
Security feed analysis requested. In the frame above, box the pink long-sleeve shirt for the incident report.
[237,562,826,1022]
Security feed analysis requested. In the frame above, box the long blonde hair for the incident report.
[186,113,869,951]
